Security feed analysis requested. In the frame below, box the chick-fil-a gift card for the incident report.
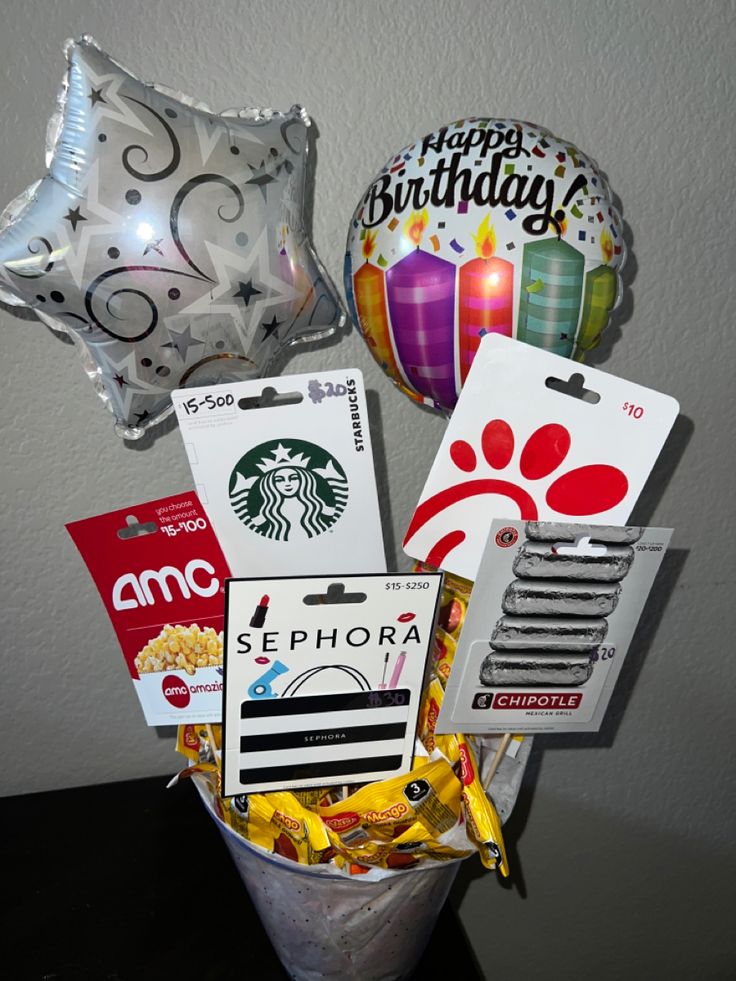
[66,492,231,726]
[172,370,386,578]
[403,335,679,582]
[221,573,443,796]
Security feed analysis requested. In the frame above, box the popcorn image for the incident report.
[135,624,223,676]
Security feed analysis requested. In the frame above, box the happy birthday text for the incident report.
[361,125,588,235]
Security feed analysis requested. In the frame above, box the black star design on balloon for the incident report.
[63,207,87,233]
[261,315,283,340]
[245,161,277,200]
[161,324,204,360]
[113,373,127,388]
[143,238,164,256]
[233,279,263,306]
[88,87,107,107]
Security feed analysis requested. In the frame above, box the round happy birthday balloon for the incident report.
[0,36,344,438]
[344,117,625,412]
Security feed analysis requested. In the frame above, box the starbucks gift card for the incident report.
[172,371,386,577]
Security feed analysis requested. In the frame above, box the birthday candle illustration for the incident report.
[457,215,514,385]
[352,230,404,385]
[573,230,618,361]
[385,210,457,408]
[516,236,584,357]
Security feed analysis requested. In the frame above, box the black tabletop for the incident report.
[2,775,484,980]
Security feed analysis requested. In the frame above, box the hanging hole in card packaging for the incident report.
[545,371,601,404]
[554,535,607,557]
[303,582,368,605]
[116,515,158,539]
[0,36,345,438]
[237,387,304,411]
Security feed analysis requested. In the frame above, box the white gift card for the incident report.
[403,335,679,582]
[436,519,672,734]
[222,573,443,796]
[173,371,386,577]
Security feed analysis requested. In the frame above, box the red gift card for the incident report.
[66,492,231,725]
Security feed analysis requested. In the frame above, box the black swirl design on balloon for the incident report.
[84,266,205,343]
[280,117,306,155]
[121,97,182,182]
[5,237,54,279]
[170,174,245,281]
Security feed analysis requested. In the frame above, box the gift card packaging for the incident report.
[403,334,679,582]
[436,520,672,734]
[222,573,443,796]
[66,493,231,725]
[172,370,386,577]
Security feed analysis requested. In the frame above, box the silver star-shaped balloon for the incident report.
[0,35,344,438]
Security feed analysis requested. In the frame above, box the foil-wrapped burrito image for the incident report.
[524,523,643,544]
[502,578,623,616]
[490,615,608,651]
[479,649,594,687]
[512,542,635,581]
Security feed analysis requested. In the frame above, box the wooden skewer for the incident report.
[483,733,512,791]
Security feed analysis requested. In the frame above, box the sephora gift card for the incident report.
[222,573,443,796]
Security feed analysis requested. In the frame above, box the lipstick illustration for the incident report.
[388,651,407,689]
[250,595,270,628]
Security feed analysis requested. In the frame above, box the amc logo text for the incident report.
[112,560,219,610]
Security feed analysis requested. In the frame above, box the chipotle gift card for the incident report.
[66,492,231,725]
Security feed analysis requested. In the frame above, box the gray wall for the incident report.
[1,1,733,978]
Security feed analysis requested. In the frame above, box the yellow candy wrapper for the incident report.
[434,627,457,688]
[221,790,335,865]
[419,674,509,876]
[315,758,463,868]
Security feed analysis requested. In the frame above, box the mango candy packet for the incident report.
[418,678,508,875]
[314,758,471,870]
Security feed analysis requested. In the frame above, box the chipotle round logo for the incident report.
[162,675,191,708]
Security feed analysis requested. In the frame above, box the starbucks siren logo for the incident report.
[229,439,349,541]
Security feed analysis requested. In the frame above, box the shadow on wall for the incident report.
[450,789,736,980]
[451,533,690,904]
